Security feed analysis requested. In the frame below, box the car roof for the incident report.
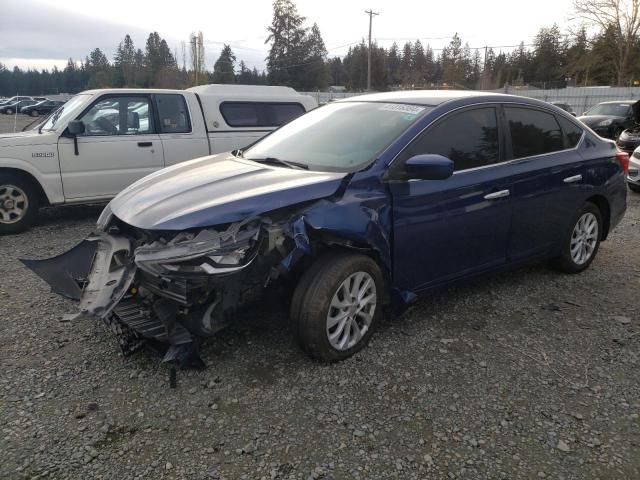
[334,90,531,106]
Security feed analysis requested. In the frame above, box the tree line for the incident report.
[1,0,639,97]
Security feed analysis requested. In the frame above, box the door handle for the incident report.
[563,174,582,183]
[484,189,510,200]
[137,142,153,147]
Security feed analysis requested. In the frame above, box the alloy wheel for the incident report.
[570,212,598,265]
[326,271,377,351]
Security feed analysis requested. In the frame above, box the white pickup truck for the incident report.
[0,84,317,233]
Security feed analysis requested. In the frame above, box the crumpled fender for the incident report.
[277,176,416,314]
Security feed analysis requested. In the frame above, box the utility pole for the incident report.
[365,9,379,91]
[482,46,488,90]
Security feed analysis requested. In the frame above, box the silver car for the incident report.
[628,146,640,193]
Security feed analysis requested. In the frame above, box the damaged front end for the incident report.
[23,216,294,368]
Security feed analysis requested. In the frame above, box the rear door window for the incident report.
[220,102,305,127]
[405,106,500,171]
[505,107,563,158]
[155,94,191,133]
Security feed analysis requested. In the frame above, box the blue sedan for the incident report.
[25,91,628,366]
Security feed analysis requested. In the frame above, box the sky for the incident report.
[1,0,577,72]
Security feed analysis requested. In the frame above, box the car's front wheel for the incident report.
[629,183,640,193]
[552,202,602,273]
[291,252,383,362]
[0,173,39,234]
[5,108,14,115]
[30,110,38,117]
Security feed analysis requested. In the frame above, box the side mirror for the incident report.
[66,120,85,156]
[405,154,454,180]
[67,120,85,136]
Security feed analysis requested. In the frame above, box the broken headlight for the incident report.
[134,221,261,277]
[96,202,114,231]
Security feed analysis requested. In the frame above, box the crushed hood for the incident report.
[109,153,348,230]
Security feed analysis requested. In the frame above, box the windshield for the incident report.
[243,101,430,172]
[585,103,631,117]
[40,94,90,131]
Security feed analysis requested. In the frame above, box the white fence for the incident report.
[301,86,640,114]
[493,86,640,115]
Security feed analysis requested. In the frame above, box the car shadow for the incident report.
[38,204,104,226]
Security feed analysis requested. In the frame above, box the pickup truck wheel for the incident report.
[291,252,383,362]
[0,174,39,235]
[551,202,602,274]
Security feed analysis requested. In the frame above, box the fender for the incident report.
[0,156,64,204]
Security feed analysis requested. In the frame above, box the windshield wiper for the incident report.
[248,157,308,170]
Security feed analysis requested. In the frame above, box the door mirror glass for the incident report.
[405,154,454,180]
[67,120,85,136]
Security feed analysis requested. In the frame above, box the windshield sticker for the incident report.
[379,104,425,115]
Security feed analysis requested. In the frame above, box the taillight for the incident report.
[616,151,629,174]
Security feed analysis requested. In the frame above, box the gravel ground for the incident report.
[1,115,639,479]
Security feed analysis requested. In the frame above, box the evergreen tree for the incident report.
[114,34,136,86]
[387,42,401,86]
[212,45,237,83]
[400,42,413,84]
[301,23,329,89]
[265,0,308,87]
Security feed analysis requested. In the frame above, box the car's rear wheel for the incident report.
[628,183,640,193]
[0,173,39,235]
[291,252,383,362]
[552,202,602,273]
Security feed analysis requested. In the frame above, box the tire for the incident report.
[0,173,40,235]
[290,252,383,362]
[628,183,640,193]
[6,108,13,115]
[552,202,602,274]
[29,110,38,117]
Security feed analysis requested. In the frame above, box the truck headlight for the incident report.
[134,222,261,277]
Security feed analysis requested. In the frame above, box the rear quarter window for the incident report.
[220,102,305,128]
[556,116,584,148]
